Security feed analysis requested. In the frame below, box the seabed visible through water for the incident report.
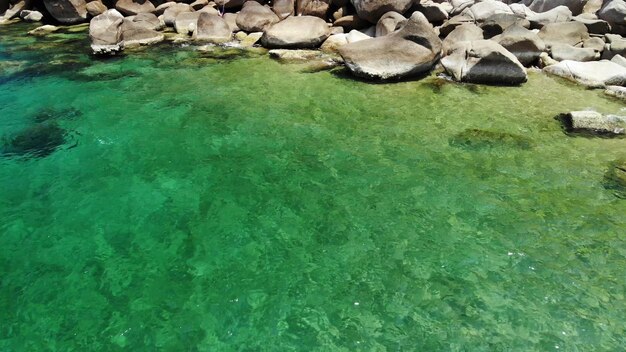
[1,22,626,351]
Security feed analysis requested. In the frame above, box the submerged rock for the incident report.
[449,128,533,151]
[604,159,626,198]
[556,111,626,135]
[1,123,66,158]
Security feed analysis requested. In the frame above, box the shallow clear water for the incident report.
[1,23,626,351]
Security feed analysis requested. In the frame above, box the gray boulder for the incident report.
[86,1,107,17]
[89,9,124,54]
[131,12,162,30]
[261,15,330,48]
[480,13,530,38]
[441,39,527,84]
[163,3,191,26]
[495,24,545,66]
[193,12,232,43]
[236,1,279,32]
[598,0,626,35]
[174,11,200,35]
[223,12,239,31]
[413,0,450,23]
[465,0,513,22]
[44,0,88,24]
[273,0,294,19]
[550,43,598,61]
[605,85,626,100]
[612,54,626,67]
[2,1,26,20]
[334,15,369,30]
[443,23,483,52]
[574,14,611,35]
[154,2,176,16]
[339,12,442,79]
[544,59,626,87]
[121,17,164,46]
[525,5,572,27]
[115,0,155,16]
[538,21,589,47]
[296,0,330,18]
[351,0,414,23]
[522,0,586,16]
[375,11,406,37]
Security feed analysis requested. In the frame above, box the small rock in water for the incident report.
[449,129,533,151]
[557,111,626,136]
[28,25,60,36]
[1,123,66,158]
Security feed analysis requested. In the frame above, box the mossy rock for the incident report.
[449,128,533,151]
[604,159,626,198]
[1,123,66,158]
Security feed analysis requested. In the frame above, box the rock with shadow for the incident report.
[338,11,442,80]
[441,39,527,85]
[449,128,533,151]
[556,111,626,136]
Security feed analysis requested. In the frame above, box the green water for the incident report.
[1,23,626,351]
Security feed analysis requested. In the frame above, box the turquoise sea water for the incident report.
[1,23,626,351]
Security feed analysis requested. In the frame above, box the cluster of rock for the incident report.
[4,0,626,88]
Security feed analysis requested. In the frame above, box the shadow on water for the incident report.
[424,76,486,95]
[449,128,534,151]
[604,159,626,199]
[329,66,433,85]
[1,123,68,159]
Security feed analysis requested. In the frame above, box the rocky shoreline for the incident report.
[1,0,626,88]
[2,0,626,188]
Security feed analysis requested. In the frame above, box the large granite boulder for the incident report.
[544,59,626,87]
[522,0,587,16]
[494,24,545,66]
[375,11,406,36]
[236,1,279,32]
[351,0,413,23]
[441,39,527,85]
[89,9,123,54]
[574,13,611,34]
[465,0,513,22]
[174,11,200,34]
[131,12,162,30]
[193,12,232,43]
[273,0,294,19]
[538,21,589,47]
[443,23,484,52]
[43,0,88,24]
[120,17,164,46]
[598,0,626,35]
[525,5,573,27]
[480,13,530,38]
[115,0,155,16]
[338,12,442,79]
[412,0,450,24]
[163,3,191,26]
[261,15,330,48]
[296,0,330,18]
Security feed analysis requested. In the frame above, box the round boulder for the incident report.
[236,1,279,32]
[261,15,330,48]
[351,0,414,23]
[43,0,88,24]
